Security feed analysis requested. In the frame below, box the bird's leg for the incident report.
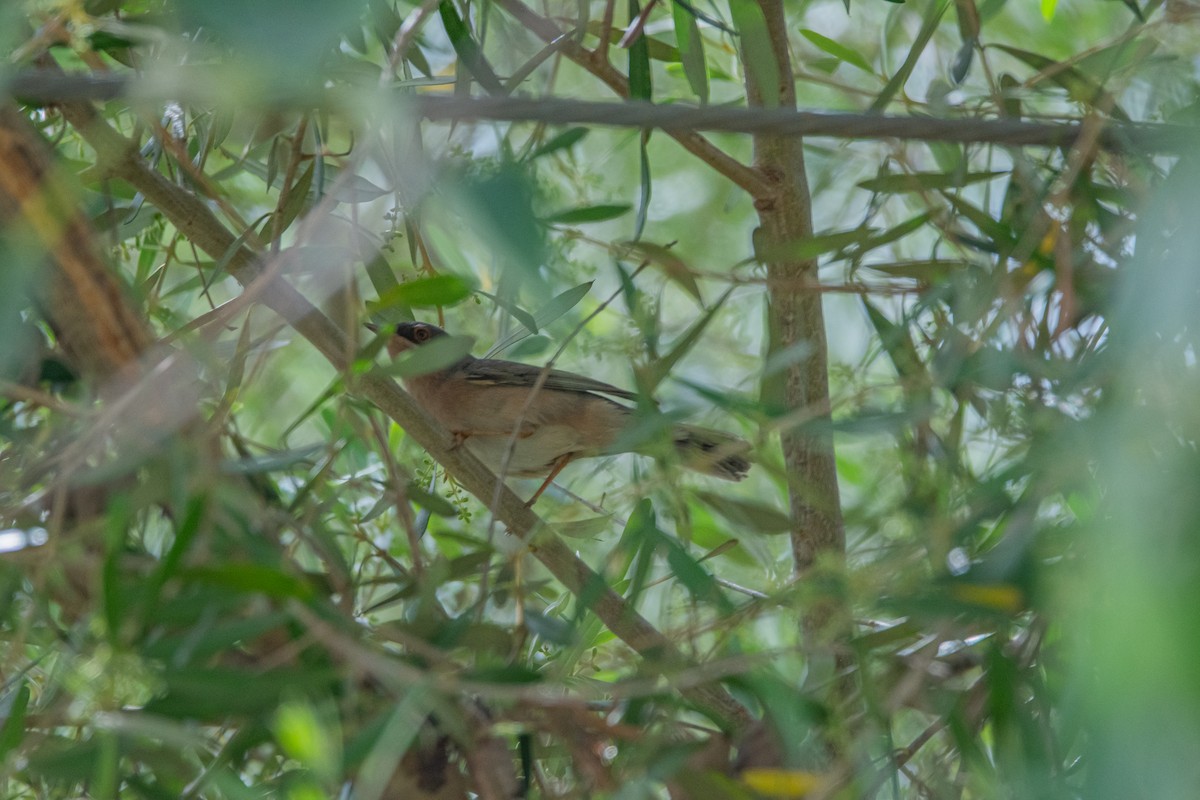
[449,424,536,450]
[525,452,575,508]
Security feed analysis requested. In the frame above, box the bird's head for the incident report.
[366,321,448,358]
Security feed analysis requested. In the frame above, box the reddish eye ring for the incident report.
[414,327,430,342]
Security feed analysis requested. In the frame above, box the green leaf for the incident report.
[634,130,652,240]
[276,161,315,232]
[729,0,781,108]
[857,171,1005,194]
[628,0,653,102]
[848,212,932,257]
[862,299,932,399]
[326,172,390,204]
[799,29,874,74]
[26,737,107,783]
[466,664,543,684]
[364,254,402,309]
[543,204,633,224]
[0,682,30,760]
[455,164,548,278]
[586,21,681,61]
[181,563,316,600]
[146,667,340,719]
[870,0,951,112]
[524,609,576,644]
[139,492,210,632]
[621,240,702,301]
[943,194,1019,255]
[275,700,341,783]
[994,45,1131,121]
[145,612,293,663]
[533,281,594,328]
[476,290,538,334]
[486,281,595,356]
[756,226,874,262]
[221,444,323,474]
[638,287,732,394]
[407,482,459,517]
[673,2,710,103]
[613,498,658,587]
[381,274,474,308]
[103,495,132,644]
[528,127,589,160]
[387,333,476,378]
[661,536,730,610]
[695,491,793,534]
[555,516,613,539]
[439,1,504,94]
[864,260,962,281]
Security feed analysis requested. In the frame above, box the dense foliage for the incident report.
[1,0,1198,797]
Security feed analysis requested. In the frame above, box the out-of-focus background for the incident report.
[1,0,1197,796]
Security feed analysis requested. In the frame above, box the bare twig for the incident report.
[6,71,1186,152]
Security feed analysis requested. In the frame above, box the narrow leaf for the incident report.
[638,287,732,393]
[274,158,314,227]
[586,21,681,61]
[756,226,874,262]
[862,299,931,394]
[0,682,30,760]
[380,274,474,308]
[439,1,504,94]
[627,0,653,101]
[528,127,589,160]
[634,130,652,240]
[695,491,793,534]
[857,171,1005,193]
[799,29,874,74]
[622,240,702,301]
[181,563,316,600]
[543,204,633,224]
[995,45,1130,121]
[870,0,951,112]
[729,0,781,108]
[673,2,710,103]
[387,334,476,377]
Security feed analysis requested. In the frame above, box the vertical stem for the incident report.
[744,2,845,576]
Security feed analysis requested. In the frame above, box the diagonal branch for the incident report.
[490,0,770,198]
[54,99,753,732]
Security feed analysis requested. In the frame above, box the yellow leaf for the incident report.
[741,768,825,798]
[950,583,1025,613]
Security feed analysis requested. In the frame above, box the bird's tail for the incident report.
[671,425,751,481]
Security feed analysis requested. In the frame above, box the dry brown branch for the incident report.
[0,107,150,381]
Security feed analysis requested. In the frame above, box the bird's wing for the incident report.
[462,359,639,401]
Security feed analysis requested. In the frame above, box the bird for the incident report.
[369,321,751,504]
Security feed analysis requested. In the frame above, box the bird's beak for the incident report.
[364,322,381,334]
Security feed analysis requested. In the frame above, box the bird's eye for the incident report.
[414,327,431,343]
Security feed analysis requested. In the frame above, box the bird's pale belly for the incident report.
[461,425,606,477]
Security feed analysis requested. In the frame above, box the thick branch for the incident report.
[0,107,150,380]
[56,100,752,732]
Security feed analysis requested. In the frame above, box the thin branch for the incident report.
[438,0,772,198]
[6,70,1189,152]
